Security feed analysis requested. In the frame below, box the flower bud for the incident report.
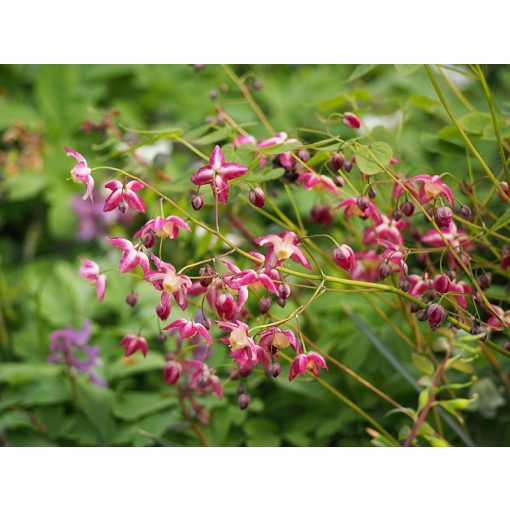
[298,149,310,162]
[238,393,251,410]
[504,342,510,351]
[258,296,272,314]
[333,244,356,271]
[399,201,415,217]
[216,293,236,319]
[310,204,333,227]
[459,204,472,220]
[368,187,377,199]
[399,277,411,292]
[239,366,253,378]
[278,283,291,300]
[470,325,487,341]
[331,152,345,171]
[157,332,167,342]
[156,301,170,321]
[433,274,451,294]
[343,159,353,173]
[356,196,369,211]
[199,265,215,287]
[164,360,183,385]
[379,263,392,279]
[253,79,263,89]
[343,112,361,129]
[392,209,402,221]
[497,181,510,202]
[209,89,218,100]
[191,194,204,211]
[390,156,398,165]
[126,291,139,307]
[201,317,212,330]
[249,187,265,208]
[409,302,421,313]
[141,231,156,249]
[427,303,447,330]
[267,361,281,378]
[434,206,453,227]
[333,176,345,188]
[118,200,128,214]
[277,297,287,308]
[477,272,492,291]
[416,308,428,321]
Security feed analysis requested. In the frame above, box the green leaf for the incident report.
[190,126,232,145]
[107,351,166,380]
[245,417,281,447]
[0,363,61,384]
[113,392,175,421]
[244,168,285,183]
[490,209,510,233]
[412,353,435,376]
[459,112,492,135]
[346,64,378,82]
[395,64,421,76]
[418,388,430,412]
[352,142,392,175]
[4,173,48,201]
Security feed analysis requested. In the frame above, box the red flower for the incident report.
[103,179,146,213]
[288,352,327,381]
[119,334,148,357]
[191,145,247,204]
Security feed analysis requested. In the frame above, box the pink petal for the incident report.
[106,237,134,250]
[103,188,123,212]
[96,274,107,301]
[209,145,225,169]
[65,146,87,165]
[104,180,123,191]
[124,189,146,213]
[191,166,214,185]
[126,180,144,192]
[219,163,248,180]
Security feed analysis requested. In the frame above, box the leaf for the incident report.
[4,173,48,201]
[459,112,492,135]
[113,391,175,421]
[345,64,378,82]
[490,209,510,233]
[418,388,430,412]
[352,142,392,175]
[190,126,232,145]
[244,168,285,183]
[0,363,61,384]
[107,351,166,380]
[306,151,330,167]
[245,417,281,447]
[395,64,421,76]
[412,353,435,376]
[409,95,439,113]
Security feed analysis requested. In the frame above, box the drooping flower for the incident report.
[49,320,105,386]
[288,352,327,381]
[119,334,148,357]
[342,112,361,129]
[222,260,278,296]
[332,244,356,271]
[335,197,382,222]
[103,179,146,213]
[145,254,192,310]
[296,170,339,195]
[65,147,94,201]
[257,132,300,168]
[134,215,190,241]
[184,359,223,399]
[232,134,256,148]
[217,320,259,369]
[259,327,301,353]
[191,145,247,204]
[486,305,510,331]
[255,230,311,270]
[164,359,183,385]
[394,174,455,206]
[420,221,472,267]
[78,258,107,301]
[427,303,447,330]
[106,237,150,274]
[164,319,213,344]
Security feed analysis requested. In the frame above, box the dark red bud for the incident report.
[298,149,310,162]
[278,283,291,300]
[392,209,403,221]
[118,200,128,214]
[158,332,167,342]
[427,303,447,330]
[249,187,265,208]
[356,196,369,211]
[238,393,251,410]
[433,274,451,294]
[379,263,392,279]
[343,159,353,173]
[310,204,333,227]
[199,265,215,287]
[399,201,415,217]
[343,112,361,129]
[258,296,272,314]
[156,302,171,321]
[434,206,453,228]
[399,277,411,292]
[126,291,139,307]
[141,231,156,249]
[416,308,428,321]
[331,152,345,171]
[333,176,345,188]
[277,297,287,308]
[477,272,492,291]
[367,187,377,199]
[191,194,204,211]
[460,204,472,220]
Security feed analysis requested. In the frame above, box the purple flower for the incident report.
[49,320,106,386]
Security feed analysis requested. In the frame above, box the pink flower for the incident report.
[78,258,107,301]
[296,170,339,195]
[65,147,94,201]
[232,134,256,148]
[191,145,247,204]
[427,304,447,330]
[134,215,190,241]
[288,352,327,381]
[404,174,455,206]
[257,132,299,168]
[185,360,222,399]
[259,327,301,353]
[487,305,510,331]
[164,319,212,344]
[408,273,432,297]
[335,197,382,222]
[333,244,356,271]
[103,179,146,213]
[145,254,192,310]
[164,359,183,385]
[420,222,472,268]
[222,260,278,295]
[255,230,311,270]
[119,334,148,357]
[449,279,471,309]
[217,320,259,366]
[106,237,150,274]
[342,112,361,129]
